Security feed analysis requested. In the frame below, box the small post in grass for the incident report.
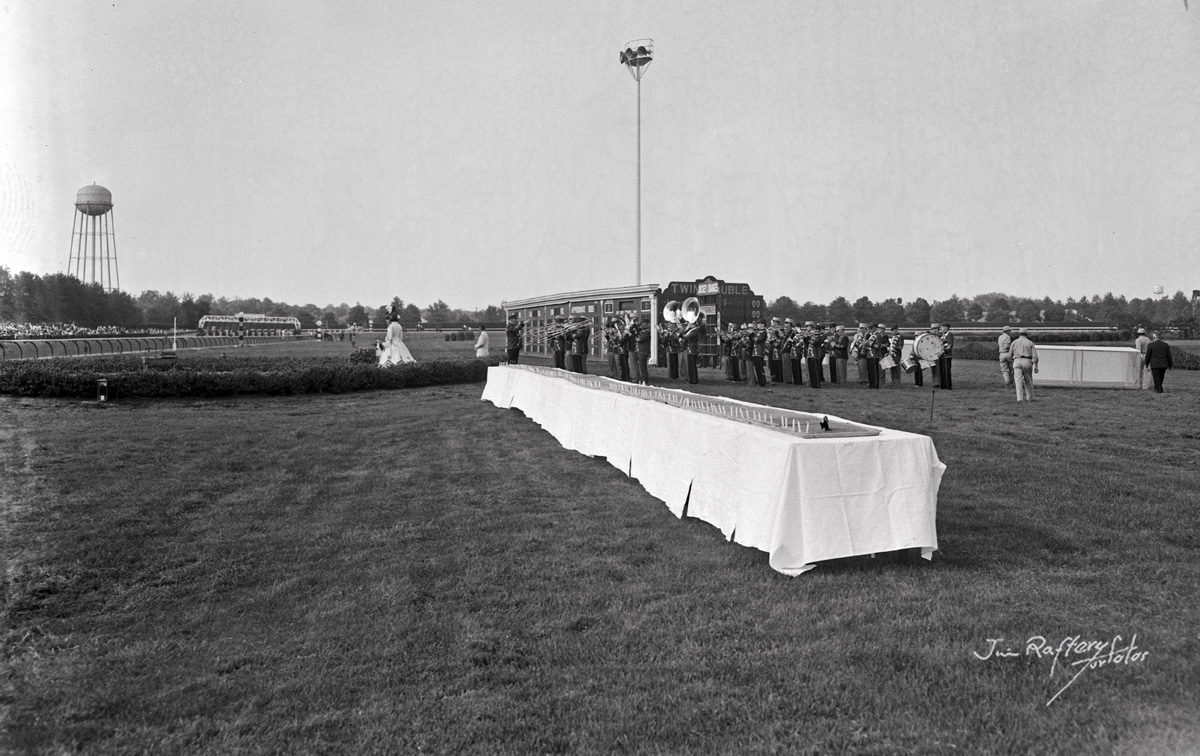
[929,389,936,424]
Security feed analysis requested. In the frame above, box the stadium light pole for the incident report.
[621,40,653,286]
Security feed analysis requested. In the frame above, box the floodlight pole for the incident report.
[622,40,653,286]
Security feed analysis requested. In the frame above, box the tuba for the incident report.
[662,300,682,325]
[680,297,701,324]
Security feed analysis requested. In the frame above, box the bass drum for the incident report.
[912,333,944,362]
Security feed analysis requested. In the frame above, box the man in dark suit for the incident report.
[1143,332,1173,393]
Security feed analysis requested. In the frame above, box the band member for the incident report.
[659,321,680,379]
[788,322,805,385]
[888,326,904,386]
[938,323,954,390]
[615,319,632,381]
[604,319,620,379]
[682,316,706,384]
[551,316,567,370]
[766,317,785,383]
[737,324,755,385]
[851,323,869,387]
[928,323,940,386]
[632,316,651,384]
[751,320,769,388]
[810,322,827,385]
[802,322,821,388]
[828,324,849,385]
[718,322,739,381]
[505,313,525,364]
[870,323,889,389]
[570,317,590,373]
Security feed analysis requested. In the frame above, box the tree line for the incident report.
[0,267,504,331]
[763,291,1198,335]
[2,266,1195,336]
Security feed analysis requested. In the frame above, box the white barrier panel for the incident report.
[481,365,945,576]
[1032,346,1141,389]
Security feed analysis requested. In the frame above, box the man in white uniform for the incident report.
[1009,328,1039,402]
[997,326,1013,387]
[1133,327,1151,390]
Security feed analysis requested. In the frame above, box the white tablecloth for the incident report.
[482,366,945,575]
[1032,346,1141,388]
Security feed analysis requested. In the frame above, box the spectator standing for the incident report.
[474,326,490,358]
[1143,332,1173,393]
[1133,327,1151,390]
[1009,327,1039,402]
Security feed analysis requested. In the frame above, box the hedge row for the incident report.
[0,356,499,399]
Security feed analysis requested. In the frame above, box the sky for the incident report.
[2,0,1198,311]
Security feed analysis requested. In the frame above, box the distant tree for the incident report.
[481,304,504,321]
[852,296,876,325]
[766,296,803,323]
[929,297,960,324]
[347,304,368,327]
[904,297,931,326]
[1039,297,1064,323]
[179,294,198,329]
[320,310,341,328]
[401,304,422,325]
[826,296,854,325]
[875,298,905,326]
[1015,302,1041,322]
[424,299,452,323]
[798,301,827,324]
[965,301,984,322]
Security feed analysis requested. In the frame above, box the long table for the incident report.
[481,366,945,575]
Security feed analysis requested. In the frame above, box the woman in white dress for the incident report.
[378,311,416,367]
[473,326,490,358]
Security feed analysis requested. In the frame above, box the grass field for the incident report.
[2,353,1198,754]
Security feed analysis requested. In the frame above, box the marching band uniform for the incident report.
[938,324,954,390]
[505,315,524,364]
[751,321,769,387]
[852,324,870,387]
[997,326,1013,387]
[737,324,755,386]
[861,325,880,389]
[683,318,706,384]
[767,317,785,384]
[789,324,805,386]
[551,317,567,370]
[870,323,889,389]
[829,325,849,385]
[632,318,651,384]
[719,323,739,381]
[811,323,827,385]
[888,327,904,386]
[615,321,632,382]
[605,320,620,379]
[805,322,823,389]
[912,332,924,387]
[570,317,590,373]
[660,323,681,379]
[927,324,940,386]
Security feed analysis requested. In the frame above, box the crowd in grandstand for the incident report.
[0,321,132,339]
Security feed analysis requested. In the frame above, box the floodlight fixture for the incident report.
[620,39,653,286]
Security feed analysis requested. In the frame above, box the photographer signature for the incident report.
[974,634,1149,705]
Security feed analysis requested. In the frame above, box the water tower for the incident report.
[67,184,120,291]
